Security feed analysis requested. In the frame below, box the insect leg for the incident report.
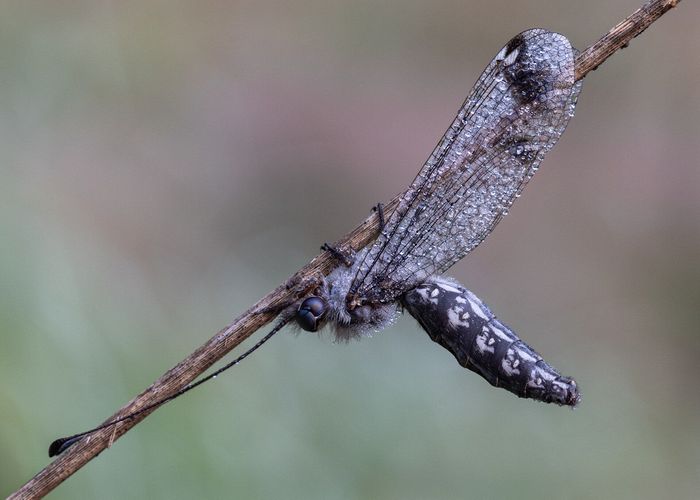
[320,243,355,267]
[371,203,385,231]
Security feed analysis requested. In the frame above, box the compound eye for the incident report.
[296,296,326,332]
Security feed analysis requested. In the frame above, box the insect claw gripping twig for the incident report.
[372,203,386,231]
[320,242,355,267]
[321,203,385,268]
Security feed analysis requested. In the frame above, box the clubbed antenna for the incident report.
[48,317,291,457]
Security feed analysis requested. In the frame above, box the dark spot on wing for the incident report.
[504,65,552,106]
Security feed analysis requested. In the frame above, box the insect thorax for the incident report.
[312,248,400,341]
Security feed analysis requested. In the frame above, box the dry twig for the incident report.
[9,0,682,497]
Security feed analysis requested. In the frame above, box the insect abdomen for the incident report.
[402,276,579,407]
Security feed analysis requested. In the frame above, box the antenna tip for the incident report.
[48,436,81,457]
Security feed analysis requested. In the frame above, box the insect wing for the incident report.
[350,30,582,305]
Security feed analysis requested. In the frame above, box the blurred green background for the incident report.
[2,1,698,498]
